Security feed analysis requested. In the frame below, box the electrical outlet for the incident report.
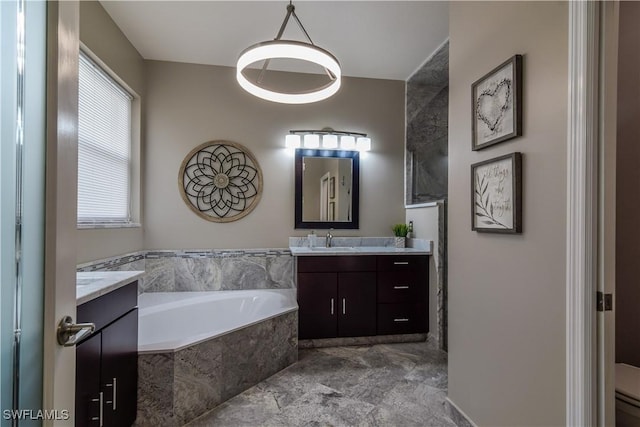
[408,221,414,233]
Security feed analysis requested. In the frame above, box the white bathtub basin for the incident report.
[137,289,298,353]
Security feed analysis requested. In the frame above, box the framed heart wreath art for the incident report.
[471,55,523,150]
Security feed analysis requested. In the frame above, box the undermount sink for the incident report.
[309,246,355,252]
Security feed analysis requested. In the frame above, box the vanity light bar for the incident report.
[286,130,371,152]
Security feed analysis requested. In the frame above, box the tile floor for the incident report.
[185,340,469,427]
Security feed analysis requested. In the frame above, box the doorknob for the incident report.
[56,315,95,346]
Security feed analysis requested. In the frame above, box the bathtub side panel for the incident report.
[221,310,299,401]
[136,352,177,427]
[165,310,298,425]
[173,337,225,425]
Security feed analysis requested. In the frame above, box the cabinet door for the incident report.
[298,272,338,339]
[338,272,377,337]
[101,309,138,427]
[76,332,101,427]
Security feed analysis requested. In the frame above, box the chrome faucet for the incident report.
[326,229,333,248]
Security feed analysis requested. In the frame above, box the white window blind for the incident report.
[77,51,132,224]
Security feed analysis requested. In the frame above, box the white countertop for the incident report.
[77,271,144,305]
[289,246,431,256]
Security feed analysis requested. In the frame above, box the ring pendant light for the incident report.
[236,2,342,104]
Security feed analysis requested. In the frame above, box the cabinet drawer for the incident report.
[78,281,137,332]
[298,256,376,273]
[377,303,427,335]
[377,255,428,272]
[377,271,426,303]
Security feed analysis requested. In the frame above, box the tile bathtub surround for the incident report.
[77,249,295,293]
[186,340,468,427]
[136,310,298,427]
[77,251,146,272]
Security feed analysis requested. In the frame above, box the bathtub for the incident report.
[135,289,299,427]
[138,289,298,353]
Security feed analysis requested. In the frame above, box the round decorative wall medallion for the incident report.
[178,140,263,222]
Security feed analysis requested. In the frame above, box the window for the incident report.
[77,51,133,225]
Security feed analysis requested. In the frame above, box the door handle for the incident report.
[105,377,117,410]
[56,316,95,346]
[393,285,410,289]
[342,298,346,315]
[330,298,334,315]
[90,392,103,427]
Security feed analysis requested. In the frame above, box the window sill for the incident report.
[77,222,142,230]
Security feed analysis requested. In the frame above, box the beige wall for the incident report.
[448,2,567,425]
[144,60,405,249]
[77,1,145,263]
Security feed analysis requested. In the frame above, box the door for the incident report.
[599,2,619,425]
[101,310,138,427]
[338,272,376,337]
[297,273,337,339]
[75,334,101,427]
[320,172,330,221]
[45,1,81,425]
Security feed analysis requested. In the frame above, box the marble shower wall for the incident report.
[406,40,449,204]
[136,310,298,427]
[77,249,295,293]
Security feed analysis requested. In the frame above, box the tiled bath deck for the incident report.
[184,341,469,427]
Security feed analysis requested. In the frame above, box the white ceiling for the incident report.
[99,1,449,81]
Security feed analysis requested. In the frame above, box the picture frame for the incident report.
[329,176,336,199]
[471,152,522,233]
[472,55,523,151]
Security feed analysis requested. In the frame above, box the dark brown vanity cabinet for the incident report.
[377,255,429,335]
[297,255,429,339]
[297,256,377,339]
[75,282,138,427]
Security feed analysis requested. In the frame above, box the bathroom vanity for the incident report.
[292,247,430,340]
[75,271,143,427]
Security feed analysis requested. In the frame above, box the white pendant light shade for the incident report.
[236,3,341,105]
[303,134,320,148]
[285,134,301,149]
[322,134,338,149]
[237,41,341,105]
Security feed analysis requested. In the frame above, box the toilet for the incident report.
[616,363,640,427]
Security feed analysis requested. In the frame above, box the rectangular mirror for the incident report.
[295,149,359,229]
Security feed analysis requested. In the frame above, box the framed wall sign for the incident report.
[471,152,522,233]
[472,55,523,150]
